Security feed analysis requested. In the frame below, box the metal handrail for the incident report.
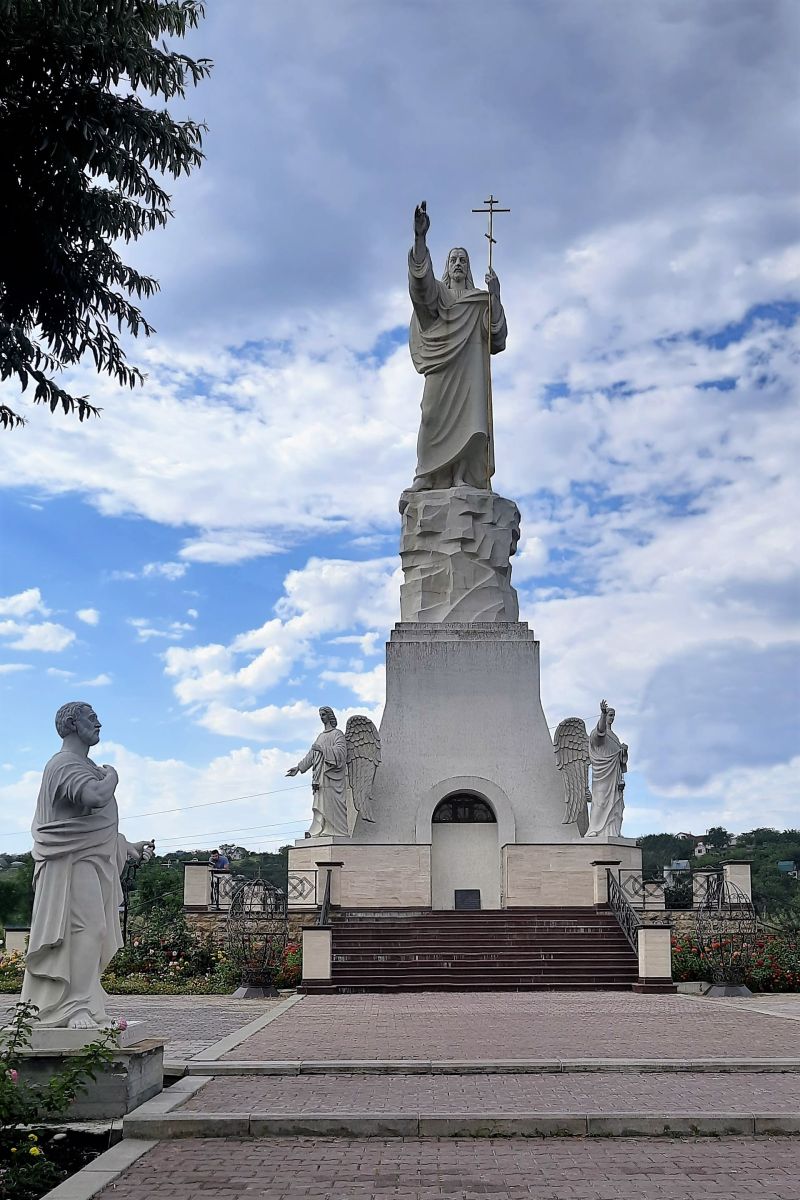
[606,868,641,953]
[317,866,332,927]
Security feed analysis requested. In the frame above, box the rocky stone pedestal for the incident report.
[399,487,520,622]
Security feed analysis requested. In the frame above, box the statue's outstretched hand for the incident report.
[485,267,500,300]
[128,839,155,862]
[286,766,299,777]
[414,200,430,238]
[600,698,608,715]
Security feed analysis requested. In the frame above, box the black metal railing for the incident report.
[210,870,242,911]
[661,867,724,910]
[607,868,641,953]
[317,867,332,927]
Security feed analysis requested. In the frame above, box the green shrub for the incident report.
[0,1002,117,1200]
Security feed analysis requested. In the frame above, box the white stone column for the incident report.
[632,924,676,993]
[5,927,29,955]
[183,862,210,909]
[315,860,343,909]
[722,860,752,901]
[591,860,621,906]
[302,927,332,986]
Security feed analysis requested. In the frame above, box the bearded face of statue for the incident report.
[74,705,102,747]
[441,247,474,290]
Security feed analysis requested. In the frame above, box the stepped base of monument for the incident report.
[303,907,639,994]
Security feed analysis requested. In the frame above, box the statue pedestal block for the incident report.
[14,1040,164,1119]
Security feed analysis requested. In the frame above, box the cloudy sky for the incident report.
[1,0,798,856]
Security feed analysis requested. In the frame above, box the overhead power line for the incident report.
[0,783,308,838]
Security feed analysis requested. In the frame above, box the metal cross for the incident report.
[471,194,510,273]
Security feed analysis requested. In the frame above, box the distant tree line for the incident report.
[2,833,799,931]
[639,828,800,916]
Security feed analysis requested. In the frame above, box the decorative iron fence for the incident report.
[210,870,243,911]
[618,872,666,910]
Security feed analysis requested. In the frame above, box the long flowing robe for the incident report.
[297,728,348,836]
[586,724,628,839]
[409,248,507,487]
[21,751,126,1026]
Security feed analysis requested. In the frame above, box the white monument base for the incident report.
[288,839,641,911]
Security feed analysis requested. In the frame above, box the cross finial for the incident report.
[471,194,510,271]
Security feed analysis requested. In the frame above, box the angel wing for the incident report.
[553,717,591,835]
[345,715,381,822]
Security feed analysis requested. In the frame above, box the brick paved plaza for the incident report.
[181,1069,800,1114]
[0,994,276,1065]
[95,1135,800,1199]
[224,992,800,1062]
[29,990,800,1199]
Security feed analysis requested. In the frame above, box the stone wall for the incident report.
[185,910,317,944]
[638,909,754,937]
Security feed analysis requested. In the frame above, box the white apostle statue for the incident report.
[286,706,348,837]
[21,702,154,1028]
[585,699,628,839]
[408,200,507,492]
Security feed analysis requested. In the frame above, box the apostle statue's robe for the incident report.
[586,724,628,839]
[21,751,126,1027]
[296,727,348,837]
[409,247,507,489]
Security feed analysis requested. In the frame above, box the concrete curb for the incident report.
[188,993,304,1063]
[41,1138,155,1200]
[184,1056,800,1076]
[119,1108,800,1139]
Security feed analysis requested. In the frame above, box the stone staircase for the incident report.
[307,907,639,993]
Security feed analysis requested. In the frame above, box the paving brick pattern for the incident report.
[0,994,278,1062]
[95,1136,800,1199]
[181,1070,800,1114]
[227,992,800,1061]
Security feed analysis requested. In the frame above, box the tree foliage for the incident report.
[0,0,211,429]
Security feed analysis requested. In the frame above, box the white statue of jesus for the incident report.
[21,702,154,1029]
[408,200,507,491]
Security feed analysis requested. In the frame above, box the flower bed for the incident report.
[671,931,800,991]
[0,927,303,996]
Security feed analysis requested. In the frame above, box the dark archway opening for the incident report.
[432,794,497,824]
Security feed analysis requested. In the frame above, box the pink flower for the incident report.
[7,1068,18,1083]
[117,1019,128,1031]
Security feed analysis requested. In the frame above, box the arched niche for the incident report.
[415,776,516,847]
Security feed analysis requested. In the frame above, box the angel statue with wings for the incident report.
[286,706,381,837]
[553,699,628,839]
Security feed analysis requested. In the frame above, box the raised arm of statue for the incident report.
[409,201,439,329]
[412,200,430,263]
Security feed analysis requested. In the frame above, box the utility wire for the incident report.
[0,783,308,838]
